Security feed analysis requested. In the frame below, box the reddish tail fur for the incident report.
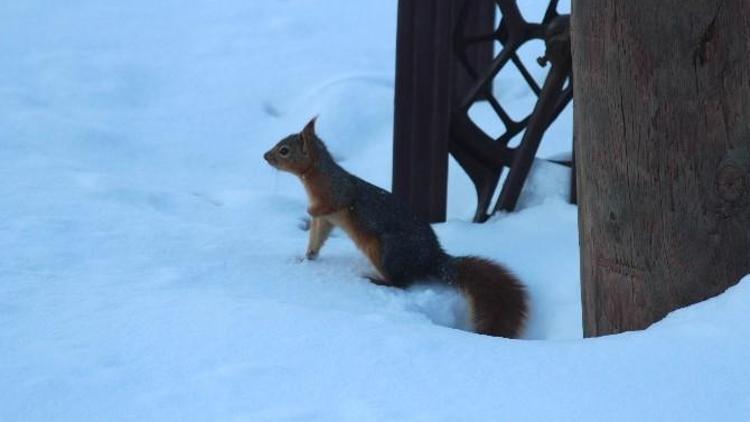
[451,256,528,338]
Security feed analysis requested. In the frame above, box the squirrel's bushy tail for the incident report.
[450,256,528,338]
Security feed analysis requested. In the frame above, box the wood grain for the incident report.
[572,0,750,336]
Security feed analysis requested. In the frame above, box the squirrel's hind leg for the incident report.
[306,217,334,260]
[363,274,396,287]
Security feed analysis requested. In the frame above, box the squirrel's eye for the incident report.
[278,146,290,157]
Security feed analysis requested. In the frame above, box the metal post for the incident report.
[392,0,455,223]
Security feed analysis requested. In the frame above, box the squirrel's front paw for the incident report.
[305,250,319,260]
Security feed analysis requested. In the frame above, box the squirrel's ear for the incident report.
[302,116,318,138]
[300,116,318,154]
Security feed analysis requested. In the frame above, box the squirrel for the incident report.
[264,118,528,338]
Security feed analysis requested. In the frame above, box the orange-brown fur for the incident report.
[328,209,384,276]
[306,217,333,259]
[301,167,339,217]
[454,257,527,338]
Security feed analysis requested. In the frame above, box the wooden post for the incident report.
[573,1,750,336]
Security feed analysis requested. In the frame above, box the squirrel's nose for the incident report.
[263,151,272,162]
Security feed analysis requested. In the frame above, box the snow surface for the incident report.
[1,0,749,421]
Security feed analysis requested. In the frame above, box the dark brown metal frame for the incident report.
[451,0,573,222]
[393,0,574,223]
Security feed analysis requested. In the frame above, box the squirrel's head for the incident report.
[264,117,322,177]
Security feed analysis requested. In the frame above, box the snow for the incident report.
[1,0,748,421]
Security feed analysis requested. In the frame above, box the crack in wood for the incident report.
[595,254,646,281]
